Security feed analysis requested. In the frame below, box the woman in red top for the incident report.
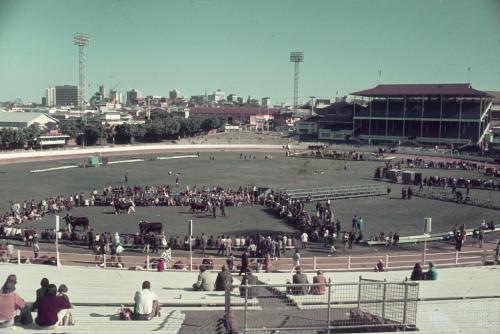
[35,284,73,329]
[311,270,328,295]
[0,274,32,328]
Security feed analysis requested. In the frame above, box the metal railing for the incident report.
[4,248,495,273]
[226,277,419,333]
[284,184,386,201]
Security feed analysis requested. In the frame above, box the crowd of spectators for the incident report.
[0,183,259,228]
[394,158,491,172]
[420,176,500,191]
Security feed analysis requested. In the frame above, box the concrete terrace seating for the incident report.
[258,266,500,301]
[9,307,185,333]
[285,184,386,201]
[6,265,258,307]
[0,263,264,332]
[257,265,500,332]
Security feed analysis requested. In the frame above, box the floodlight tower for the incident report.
[73,32,90,112]
[290,51,304,112]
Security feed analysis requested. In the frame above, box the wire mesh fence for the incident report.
[227,278,419,333]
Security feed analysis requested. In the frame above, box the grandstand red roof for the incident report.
[351,84,490,97]
[190,106,279,115]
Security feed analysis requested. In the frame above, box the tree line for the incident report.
[0,124,42,150]
[0,114,227,149]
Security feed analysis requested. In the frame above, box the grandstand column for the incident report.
[368,97,372,138]
[385,97,389,137]
[352,103,356,137]
[402,97,406,138]
[478,97,483,143]
[438,95,443,139]
[458,98,463,140]
[420,97,424,138]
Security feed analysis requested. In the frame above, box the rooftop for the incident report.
[190,106,279,115]
[0,111,57,123]
[351,83,491,97]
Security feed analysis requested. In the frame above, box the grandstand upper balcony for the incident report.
[351,83,491,98]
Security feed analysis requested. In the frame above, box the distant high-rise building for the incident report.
[262,97,272,108]
[109,90,123,104]
[99,84,105,97]
[169,89,182,100]
[55,85,80,106]
[208,89,225,103]
[45,86,56,106]
[227,94,238,103]
[126,89,143,106]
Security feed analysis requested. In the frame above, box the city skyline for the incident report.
[0,0,499,104]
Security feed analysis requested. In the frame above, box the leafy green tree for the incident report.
[200,117,220,132]
[59,120,85,138]
[82,126,100,146]
[180,118,201,136]
[114,124,133,144]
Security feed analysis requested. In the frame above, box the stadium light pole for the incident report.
[290,52,304,113]
[73,32,90,149]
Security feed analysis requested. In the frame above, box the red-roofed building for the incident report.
[189,106,279,124]
[350,83,493,146]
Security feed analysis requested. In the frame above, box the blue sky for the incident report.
[0,0,499,104]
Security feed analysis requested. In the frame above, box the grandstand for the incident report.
[351,83,493,146]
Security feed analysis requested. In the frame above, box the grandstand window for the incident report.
[423,99,441,118]
[422,121,440,137]
[355,119,369,135]
[388,99,404,117]
[404,120,420,137]
[461,101,480,119]
[370,100,386,117]
[460,122,479,142]
[442,100,460,119]
[405,100,423,118]
[371,119,386,135]
[387,120,404,136]
[441,121,459,138]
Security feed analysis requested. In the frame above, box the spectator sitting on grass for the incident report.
[192,265,214,291]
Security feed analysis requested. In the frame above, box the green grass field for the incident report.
[1,151,499,239]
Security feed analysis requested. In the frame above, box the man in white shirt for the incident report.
[301,232,309,249]
[133,281,160,320]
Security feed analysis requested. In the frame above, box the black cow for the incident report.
[190,202,208,213]
[67,216,90,231]
[114,202,133,214]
